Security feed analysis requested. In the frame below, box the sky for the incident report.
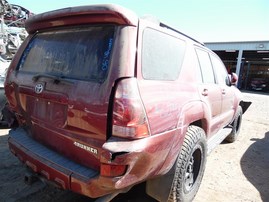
[8,0,269,42]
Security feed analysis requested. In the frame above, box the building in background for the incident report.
[205,41,269,92]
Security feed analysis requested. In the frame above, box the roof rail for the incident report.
[160,22,204,46]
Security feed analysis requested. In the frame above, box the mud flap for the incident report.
[240,101,252,114]
[146,165,176,202]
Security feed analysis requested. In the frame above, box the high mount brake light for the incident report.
[112,78,150,139]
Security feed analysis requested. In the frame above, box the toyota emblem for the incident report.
[35,83,44,94]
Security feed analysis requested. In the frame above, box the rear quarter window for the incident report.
[142,28,186,80]
[18,25,115,83]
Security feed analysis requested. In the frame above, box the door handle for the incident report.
[202,89,208,96]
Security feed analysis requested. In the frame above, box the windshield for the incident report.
[19,25,115,83]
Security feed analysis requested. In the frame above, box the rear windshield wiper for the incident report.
[32,73,74,84]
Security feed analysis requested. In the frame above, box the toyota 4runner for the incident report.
[4,4,251,202]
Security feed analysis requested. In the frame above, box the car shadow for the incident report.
[111,182,158,202]
[240,131,269,201]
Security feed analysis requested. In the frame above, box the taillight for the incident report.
[112,78,150,139]
[100,164,127,177]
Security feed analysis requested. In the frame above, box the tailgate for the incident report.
[7,25,116,170]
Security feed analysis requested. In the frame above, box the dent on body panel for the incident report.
[101,130,177,183]
[139,80,203,135]
[152,102,180,130]
[138,82,181,135]
[177,101,205,128]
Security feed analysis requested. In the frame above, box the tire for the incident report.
[225,106,243,143]
[168,126,207,202]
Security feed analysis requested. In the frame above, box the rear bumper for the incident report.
[8,126,183,198]
[8,128,103,197]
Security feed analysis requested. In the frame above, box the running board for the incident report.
[207,126,232,154]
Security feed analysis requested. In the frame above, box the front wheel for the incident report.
[168,126,207,202]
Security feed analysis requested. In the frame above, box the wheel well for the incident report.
[190,119,208,136]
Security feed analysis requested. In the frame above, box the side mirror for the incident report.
[229,73,238,86]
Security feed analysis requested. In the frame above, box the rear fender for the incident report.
[177,100,209,136]
[146,100,207,202]
[164,100,208,172]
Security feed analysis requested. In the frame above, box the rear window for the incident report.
[18,25,115,83]
[142,28,186,80]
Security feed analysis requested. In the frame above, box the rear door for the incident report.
[13,25,116,170]
[210,54,235,125]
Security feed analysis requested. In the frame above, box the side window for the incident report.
[142,28,186,80]
[196,49,215,84]
[210,54,230,86]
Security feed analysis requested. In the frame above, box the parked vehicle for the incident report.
[5,4,251,202]
[249,78,269,91]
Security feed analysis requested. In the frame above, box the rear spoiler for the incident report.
[25,4,138,34]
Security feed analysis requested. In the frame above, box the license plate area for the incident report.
[26,96,67,128]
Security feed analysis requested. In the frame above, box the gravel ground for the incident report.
[194,91,269,202]
[0,91,268,202]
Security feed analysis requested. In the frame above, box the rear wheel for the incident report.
[168,126,207,202]
[225,106,243,143]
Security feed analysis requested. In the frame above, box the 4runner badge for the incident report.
[35,83,44,94]
[74,142,98,155]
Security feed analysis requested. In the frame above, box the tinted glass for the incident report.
[142,28,186,80]
[196,49,215,83]
[19,26,115,83]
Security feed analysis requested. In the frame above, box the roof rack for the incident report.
[160,22,204,46]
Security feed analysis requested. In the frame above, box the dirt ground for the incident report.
[0,91,268,202]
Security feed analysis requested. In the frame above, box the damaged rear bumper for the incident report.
[8,126,181,198]
[8,127,103,197]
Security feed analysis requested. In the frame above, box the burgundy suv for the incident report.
[4,4,250,202]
